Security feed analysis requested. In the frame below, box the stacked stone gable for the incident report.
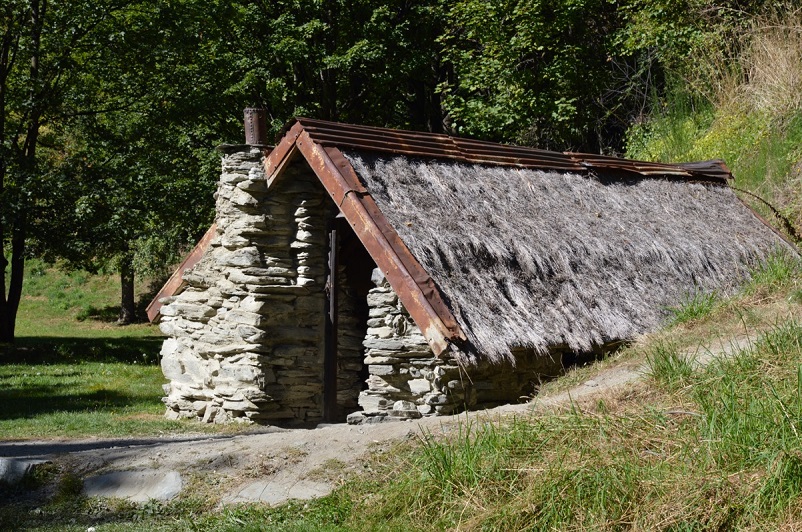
[159,146,335,423]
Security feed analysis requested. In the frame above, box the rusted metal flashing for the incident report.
[675,160,733,181]
[293,133,466,355]
[294,117,732,182]
[264,122,304,188]
[146,223,218,323]
[571,153,732,183]
[297,118,584,173]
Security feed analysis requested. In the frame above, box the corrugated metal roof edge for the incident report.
[285,118,732,183]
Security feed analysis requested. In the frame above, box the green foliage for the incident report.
[228,0,446,134]
[646,341,694,387]
[668,290,719,325]
[625,91,715,162]
[624,4,802,242]
[744,252,802,295]
[438,0,622,150]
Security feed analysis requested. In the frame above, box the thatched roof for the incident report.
[344,151,793,362]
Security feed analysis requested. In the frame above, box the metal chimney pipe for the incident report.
[244,108,268,146]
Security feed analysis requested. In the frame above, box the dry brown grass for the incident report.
[741,9,802,117]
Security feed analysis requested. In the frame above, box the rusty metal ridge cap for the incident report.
[264,122,304,186]
[293,118,730,179]
[567,153,733,182]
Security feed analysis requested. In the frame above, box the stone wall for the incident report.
[159,146,364,424]
[350,272,564,424]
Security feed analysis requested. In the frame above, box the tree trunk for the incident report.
[119,252,136,325]
[1,1,43,344]
[0,285,14,343]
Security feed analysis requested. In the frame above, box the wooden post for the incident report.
[323,220,339,422]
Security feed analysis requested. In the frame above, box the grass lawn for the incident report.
[0,260,240,439]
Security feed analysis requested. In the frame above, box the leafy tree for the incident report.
[27,0,239,324]
[25,0,450,326]
[0,0,139,341]
[228,0,448,134]
[437,0,623,151]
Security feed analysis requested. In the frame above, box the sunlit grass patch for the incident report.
[0,362,181,439]
[646,341,693,388]
[0,261,249,439]
[668,290,719,325]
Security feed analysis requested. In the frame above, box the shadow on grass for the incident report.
[0,336,163,365]
[0,386,140,420]
[77,285,166,324]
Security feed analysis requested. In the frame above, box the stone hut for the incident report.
[148,117,797,425]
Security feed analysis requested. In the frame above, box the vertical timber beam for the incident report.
[323,218,339,422]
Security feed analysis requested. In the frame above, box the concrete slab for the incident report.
[226,478,331,505]
[83,470,182,502]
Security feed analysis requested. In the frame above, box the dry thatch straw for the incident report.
[345,150,795,365]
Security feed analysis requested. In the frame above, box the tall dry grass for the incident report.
[686,6,802,118]
[741,9,802,117]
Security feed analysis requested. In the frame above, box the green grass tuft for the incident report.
[646,341,694,388]
[668,290,719,325]
[744,252,802,295]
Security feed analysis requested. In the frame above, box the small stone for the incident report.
[371,268,386,286]
[368,365,396,376]
[367,291,398,307]
[363,355,401,365]
[424,393,449,406]
[392,400,417,411]
[408,378,431,395]
[388,408,421,420]
[346,412,366,425]
[367,326,395,339]
[226,310,264,327]
[358,393,389,411]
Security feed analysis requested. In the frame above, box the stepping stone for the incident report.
[0,458,48,485]
[226,478,331,505]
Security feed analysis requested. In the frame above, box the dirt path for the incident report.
[0,334,754,506]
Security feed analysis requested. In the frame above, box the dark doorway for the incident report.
[323,214,376,422]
